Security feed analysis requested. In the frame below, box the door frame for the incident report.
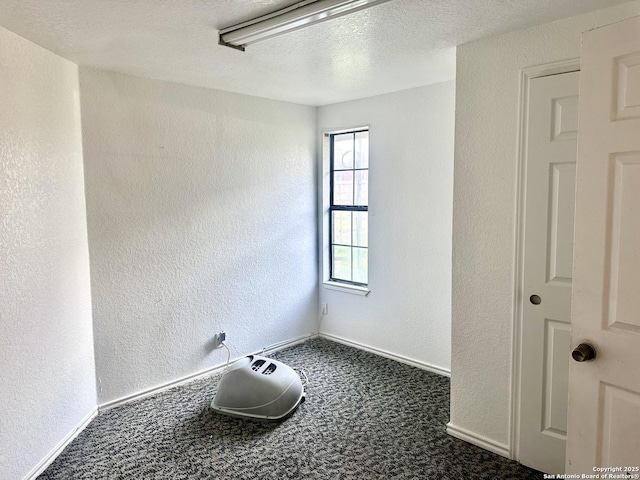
[510,58,581,462]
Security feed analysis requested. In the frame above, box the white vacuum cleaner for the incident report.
[210,355,305,421]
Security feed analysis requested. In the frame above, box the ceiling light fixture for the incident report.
[219,0,393,51]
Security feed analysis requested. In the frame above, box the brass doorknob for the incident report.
[572,343,596,362]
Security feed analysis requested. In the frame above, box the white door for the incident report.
[519,71,579,474]
[566,15,640,472]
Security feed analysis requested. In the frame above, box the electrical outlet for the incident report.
[321,302,328,315]
[213,331,226,348]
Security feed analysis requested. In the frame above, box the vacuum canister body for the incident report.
[211,355,304,421]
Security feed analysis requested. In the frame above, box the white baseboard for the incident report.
[446,422,510,458]
[99,333,317,411]
[319,332,451,377]
[100,332,448,411]
[98,365,228,412]
[259,333,318,356]
[24,408,98,480]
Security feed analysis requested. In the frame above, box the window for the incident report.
[329,130,369,286]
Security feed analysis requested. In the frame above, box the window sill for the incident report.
[323,281,370,296]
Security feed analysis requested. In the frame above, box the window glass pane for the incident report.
[355,131,369,169]
[333,170,354,206]
[353,212,368,247]
[328,129,369,286]
[332,211,352,245]
[333,133,354,170]
[354,170,368,206]
[332,245,352,281]
[353,247,368,284]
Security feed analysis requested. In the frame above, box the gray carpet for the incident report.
[40,338,541,479]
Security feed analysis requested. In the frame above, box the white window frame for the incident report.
[321,127,370,296]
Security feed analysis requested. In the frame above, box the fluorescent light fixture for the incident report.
[219,0,393,51]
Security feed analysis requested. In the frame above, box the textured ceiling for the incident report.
[0,0,631,106]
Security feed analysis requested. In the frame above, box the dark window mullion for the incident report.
[350,134,355,282]
[331,205,367,211]
[350,211,354,283]
[350,119,354,284]
[329,134,335,280]
[350,245,353,283]
[351,133,356,208]
[329,133,335,209]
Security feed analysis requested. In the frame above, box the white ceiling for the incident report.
[0,0,630,106]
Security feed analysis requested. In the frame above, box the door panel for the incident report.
[566,15,640,472]
[606,153,640,332]
[600,384,640,466]
[519,71,579,474]
[542,318,570,437]
[547,162,576,284]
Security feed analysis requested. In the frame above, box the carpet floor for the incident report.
[40,338,542,479]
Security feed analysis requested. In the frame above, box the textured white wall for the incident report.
[451,1,640,450]
[0,27,96,479]
[79,68,318,405]
[317,82,455,373]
